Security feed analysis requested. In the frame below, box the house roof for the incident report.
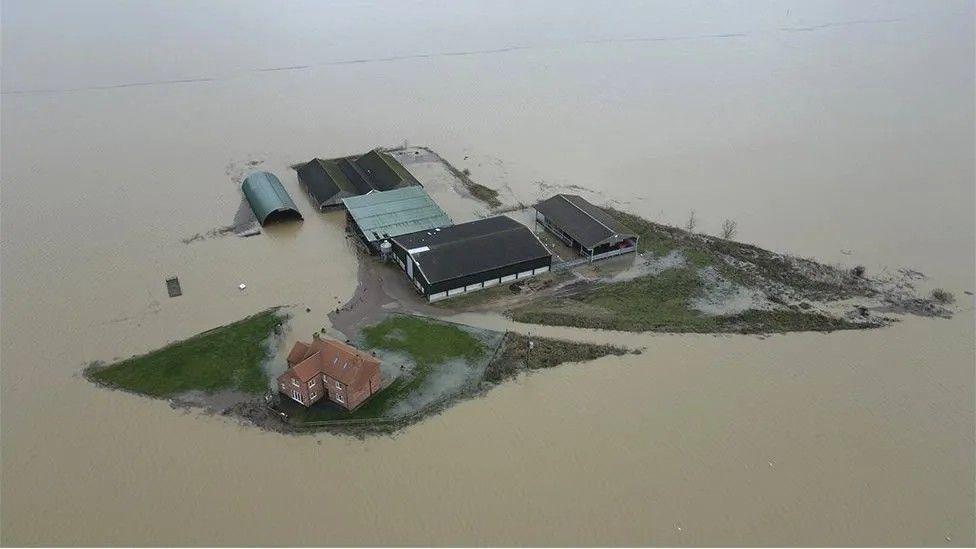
[241,171,303,226]
[342,187,453,243]
[296,149,419,208]
[290,353,324,383]
[286,341,310,365]
[534,194,637,249]
[279,338,381,388]
[391,216,551,285]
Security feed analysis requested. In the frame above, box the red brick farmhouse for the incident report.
[277,337,382,410]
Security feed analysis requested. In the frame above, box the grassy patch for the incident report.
[87,309,282,397]
[362,315,485,366]
[603,207,863,298]
[510,268,865,334]
[485,333,630,382]
[505,205,875,334]
[462,180,502,209]
[441,160,501,208]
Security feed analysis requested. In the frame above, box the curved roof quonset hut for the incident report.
[241,171,303,226]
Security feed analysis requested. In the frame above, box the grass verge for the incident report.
[509,267,866,334]
[86,309,282,397]
[604,207,865,297]
[361,314,485,366]
[485,333,630,383]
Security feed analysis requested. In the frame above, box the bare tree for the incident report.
[685,210,697,233]
[721,219,737,240]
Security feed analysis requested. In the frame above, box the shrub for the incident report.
[851,265,866,278]
[931,288,955,304]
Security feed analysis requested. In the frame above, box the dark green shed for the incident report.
[241,171,303,226]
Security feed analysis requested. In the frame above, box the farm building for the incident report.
[342,187,453,253]
[240,171,303,226]
[534,194,638,261]
[389,216,552,302]
[295,149,420,210]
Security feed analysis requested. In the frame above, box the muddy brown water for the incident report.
[2,1,973,545]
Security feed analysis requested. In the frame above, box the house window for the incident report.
[292,390,302,402]
[335,380,341,389]
[308,380,316,388]
[336,394,344,403]
[291,379,299,387]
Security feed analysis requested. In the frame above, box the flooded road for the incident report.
[2,1,973,545]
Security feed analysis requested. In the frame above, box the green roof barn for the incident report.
[241,171,303,226]
[343,186,453,251]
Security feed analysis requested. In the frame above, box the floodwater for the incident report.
[2,0,973,545]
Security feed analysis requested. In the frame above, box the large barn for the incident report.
[389,216,552,302]
[342,187,453,252]
[534,194,638,261]
[295,149,420,210]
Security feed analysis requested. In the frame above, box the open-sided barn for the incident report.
[343,187,453,252]
[534,194,638,261]
[389,216,552,302]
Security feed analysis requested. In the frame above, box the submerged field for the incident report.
[86,309,283,397]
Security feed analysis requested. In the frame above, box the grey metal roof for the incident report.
[534,194,637,249]
[391,216,551,284]
[241,171,303,226]
[342,186,453,243]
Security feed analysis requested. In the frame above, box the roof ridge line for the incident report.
[560,194,616,236]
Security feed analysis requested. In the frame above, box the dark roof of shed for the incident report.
[534,194,637,249]
[355,149,407,191]
[391,216,551,284]
[296,159,355,207]
[296,150,418,207]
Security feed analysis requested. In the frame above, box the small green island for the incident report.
[87,312,628,435]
